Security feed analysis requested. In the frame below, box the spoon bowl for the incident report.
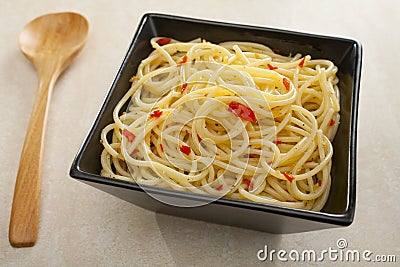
[9,12,88,248]
[19,12,89,75]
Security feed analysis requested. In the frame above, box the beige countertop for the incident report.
[1,0,399,266]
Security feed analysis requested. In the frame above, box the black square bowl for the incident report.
[70,13,362,233]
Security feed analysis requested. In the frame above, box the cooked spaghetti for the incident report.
[100,37,340,211]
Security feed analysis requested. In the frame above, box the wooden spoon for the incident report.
[9,12,89,247]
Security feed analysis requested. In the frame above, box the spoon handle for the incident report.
[9,63,57,247]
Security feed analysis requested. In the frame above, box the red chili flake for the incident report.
[160,144,164,152]
[150,110,163,118]
[318,180,322,186]
[267,64,278,70]
[180,145,191,155]
[298,57,306,68]
[122,129,136,142]
[215,185,223,191]
[283,78,290,90]
[185,129,189,134]
[181,83,188,92]
[283,172,294,183]
[156,37,171,45]
[130,148,139,156]
[243,179,251,187]
[273,48,281,54]
[228,101,257,123]
[179,55,188,65]
[329,119,335,126]
[197,134,202,142]
[249,154,259,158]
[273,140,282,145]
[267,161,273,165]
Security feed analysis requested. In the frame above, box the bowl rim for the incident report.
[70,12,362,227]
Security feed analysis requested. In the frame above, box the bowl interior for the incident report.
[73,13,360,218]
